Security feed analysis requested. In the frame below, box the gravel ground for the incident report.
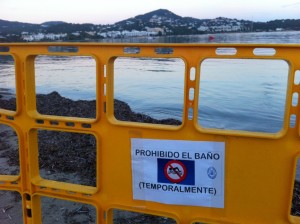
[0,91,181,223]
[291,180,300,216]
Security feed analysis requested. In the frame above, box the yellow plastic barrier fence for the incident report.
[0,43,300,223]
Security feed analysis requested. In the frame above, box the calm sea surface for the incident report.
[1,31,300,133]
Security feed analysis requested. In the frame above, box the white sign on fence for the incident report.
[131,138,225,208]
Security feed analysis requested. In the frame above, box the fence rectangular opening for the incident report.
[37,129,97,187]
[113,57,185,125]
[0,124,19,176]
[40,196,96,224]
[112,208,176,224]
[198,58,289,133]
[35,55,97,119]
[0,190,23,223]
[0,55,16,111]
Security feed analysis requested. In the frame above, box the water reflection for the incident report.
[35,55,96,101]
[114,57,185,120]
[199,59,289,133]
[0,55,16,99]
[0,55,14,64]
[0,31,299,131]
[100,31,300,44]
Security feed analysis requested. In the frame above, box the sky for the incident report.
[1,0,300,24]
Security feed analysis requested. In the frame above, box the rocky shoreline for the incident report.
[0,91,300,220]
[0,91,181,125]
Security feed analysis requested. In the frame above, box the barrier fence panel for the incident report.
[0,43,300,223]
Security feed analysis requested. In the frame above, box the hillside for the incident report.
[0,9,300,42]
[0,19,40,33]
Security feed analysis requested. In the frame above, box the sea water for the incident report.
[0,31,300,132]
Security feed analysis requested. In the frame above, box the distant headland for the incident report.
[0,9,299,42]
